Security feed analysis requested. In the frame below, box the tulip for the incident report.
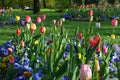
[9,7,13,13]
[26,23,30,30]
[30,23,36,31]
[111,34,115,39]
[15,16,20,21]
[20,40,25,47]
[89,10,93,16]
[16,28,21,36]
[40,14,46,20]
[26,15,31,23]
[34,40,39,45]
[77,33,83,39]
[9,56,14,64]
[40,26,46,33]
[102,46,108,54]
[111,19,118,27]
[57,21,62,27]
[20,20,25,26]
[24,71,31,77]
[36,17,41,23]
[96,22,101,28]
[60,18,65,22]
[80,64,92,80]
[89,16,93,22]
[94,60,100,72]
[8,48,13,53]
[52,19,56,25]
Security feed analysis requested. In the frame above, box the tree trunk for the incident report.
[33,0,40,13]
[43,0,46,8]
[2,0,5,8]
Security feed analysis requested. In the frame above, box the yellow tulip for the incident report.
[78,53,81,59]
[34,40,39,45]
[15,16,20,21]
[94,60,100,72]
[111,34,115,39]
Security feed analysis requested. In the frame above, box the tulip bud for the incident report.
[26,15,31,23]
[40,14,46,20]
[8,48,13,53]
[102,46,108,54]
[15,16,20,21]
[96,22,101,28]
[9,7,13,13]
[89,10,93,16]
[24,71,31,77]
[36,17,41,23]
[57,21,62,27]
[111,34,115,39]
[30,23,36,31]
[52,19,56,25]
[77,33,83,39]
[94,60,100,72]
[9,56,14,64]
[40,26,46,33]
[16,28,21,36]
[20,40,25,47]
[112,19,118,27]
[80,64,92,80]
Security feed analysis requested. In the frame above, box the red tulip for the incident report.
[40,14,46,20]
[9,7,13,13]
[52,20,56,25]
[36,17,41,23]
[40,26,46,33]
[9,56,14,64]
[16,28,21,36]
[77,33,83,39]
[57,21,62,27]
[112,19,118,27]
[26,15,31,23]
[8,48,13,53]
[89,10,93,16]
[20,40,25,47]
[80,64,92,80]
[102,46,108,54]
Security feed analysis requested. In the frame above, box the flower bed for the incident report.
[63,5,120,21]
[0,13,120,80]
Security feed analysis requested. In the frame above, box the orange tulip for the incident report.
[24,71,31,77]
[40,26,46,33]
[30,23,36,31]
[20,40,25,47]
[16,28,21,36]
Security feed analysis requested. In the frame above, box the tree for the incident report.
[43,0,46,8]
[33,0,40,13]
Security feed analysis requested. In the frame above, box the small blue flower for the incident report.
[33,70,44,80]
[62,75,68,80]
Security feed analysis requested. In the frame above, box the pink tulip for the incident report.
[9,7,13,13]
[112,19,118,27]
[52,20,56,25]
[89,10,93,16]
[77,33,83,39]
[26,15,31,23]
[9,56,14,64]
[36,17,41,23]
[40,26,46,33]
[103,46,108,54]
[80,64,92,80]
[40,14,46,20]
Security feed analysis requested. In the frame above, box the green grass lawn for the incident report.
[0,9,120,44]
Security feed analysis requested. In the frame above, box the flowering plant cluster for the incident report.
[0,10,120,80]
